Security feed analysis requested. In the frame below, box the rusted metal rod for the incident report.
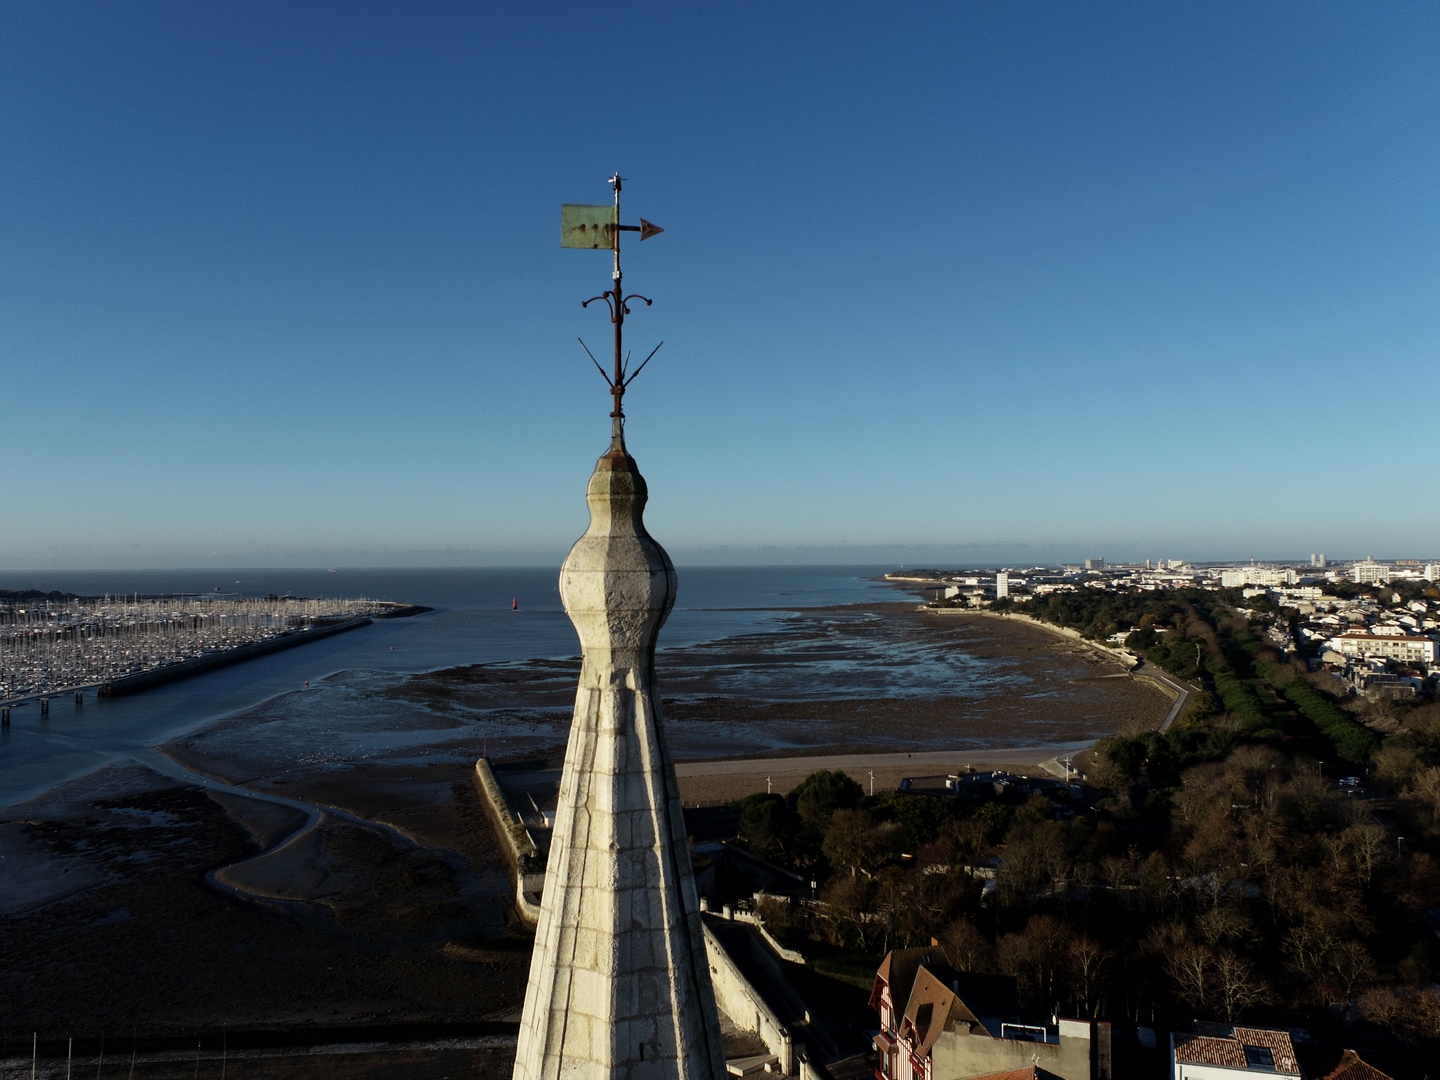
[610,173,625,425]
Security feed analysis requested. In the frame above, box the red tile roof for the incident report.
[1173,1026,1300,1074]
[1310,1049,1395,1080]
[1174,1035,1250,1068]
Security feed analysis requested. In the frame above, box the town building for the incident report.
[1170,1024,1300,1079]
[1325,630,1437,665]
[995,572,1009,600]
[1219,567,1299,588]
[1351,559,1392,585]
[871,948,1107,1080]
[1271,586,1324,604]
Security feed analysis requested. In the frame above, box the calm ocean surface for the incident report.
[0,566,915,806]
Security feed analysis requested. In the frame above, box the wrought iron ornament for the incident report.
[561,174,664,439]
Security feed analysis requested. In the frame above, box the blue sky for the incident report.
[2,2,1436,569]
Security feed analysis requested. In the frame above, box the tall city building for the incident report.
[995,571,1009,599]
[512,428,726,1080]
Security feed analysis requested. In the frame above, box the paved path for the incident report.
[1128,661,1200,732]
[673,743,1094,779]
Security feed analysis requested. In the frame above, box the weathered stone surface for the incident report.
[513,437,726,1080]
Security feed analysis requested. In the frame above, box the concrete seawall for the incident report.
[96,616,374,697]
[472,757,543,929]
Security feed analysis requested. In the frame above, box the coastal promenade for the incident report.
[673,745,1087,778]
[1131,659,1197,731]
[672,743,1094,804]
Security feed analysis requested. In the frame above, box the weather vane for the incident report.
[561,174,664,441]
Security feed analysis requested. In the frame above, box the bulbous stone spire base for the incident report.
[512,440,726,1080]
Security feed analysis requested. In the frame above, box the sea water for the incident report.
[0,566,914,806]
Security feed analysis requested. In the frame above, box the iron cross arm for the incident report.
[561,178,665,427]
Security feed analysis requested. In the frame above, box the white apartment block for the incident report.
[1327,630,1437,665]
[1352,558,1392,585]
[1220,567,1298,588]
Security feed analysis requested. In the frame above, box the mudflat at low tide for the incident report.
[0,604,1167,1044]
[0,760,526,1041]
[359,604,1168,761]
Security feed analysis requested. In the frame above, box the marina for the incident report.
[0,594,402,706]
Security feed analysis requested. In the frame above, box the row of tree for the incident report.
[731,588,1440,1049]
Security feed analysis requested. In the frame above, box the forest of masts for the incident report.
[1,595,387,700]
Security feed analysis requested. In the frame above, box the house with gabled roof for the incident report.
[870,947,1108,1080]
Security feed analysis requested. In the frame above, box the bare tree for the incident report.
[1326,940,1375,1009]
[1138,852,1175,914]
[945,818,991,867]
[822,808,877,878]
[1067,934,1112,1018]
[1164,938,1214,1012]
[1100,854,1134,897]
[819,873,873,950]
[1213,949,1266,1020]
[1196,905,1252,949]
[997,915,1071,1010]
[1282,911,1339,984]
[1340,823,1386,887]
[1358,987,1440,1044]
[941,919,995,974]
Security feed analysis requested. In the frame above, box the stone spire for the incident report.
[512,430,726,1080]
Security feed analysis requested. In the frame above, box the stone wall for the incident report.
[703,921,797,1076]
